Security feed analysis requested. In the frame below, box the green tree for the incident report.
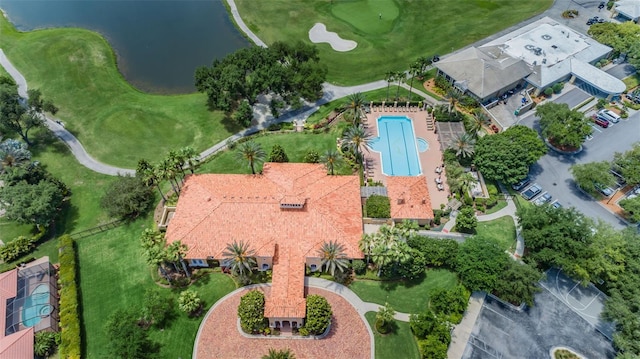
[0,138,31,172]
[446,88,463,113]
[157,157,180,194]
[620,196,640,223]
[365,195,390,218]
[222,240,256,277]
[345,92,365,124]
[469,110,489,138]
[321,148,342,175]
[238,290,268,334]
[262,348,296,359]
[304,294,332,335]
[268,144,289,163]
[342,125,372,170]
[407,236,459,268]
[363,225,413,277]
[234,100,254,127]
[178,290,203,316]
[455,206,477,233]
[410,308,438,339]
[0,179,66,228]
[456,236,510,291]
[34,331,59,357]
[385,71,395,102]
[137,159,167,202]
[375,302,396,334]
[613,143,640,186]
[452,133,475,159]
[418,335,449,359]
[105,309,156,359]
[429,284,470,324]
[407,62,421,100]
[570,161,616,198]
[474,125,546,184]
[317,240,349,276]
[536,102,592,149]
[493,261,543,307]
[100,175,154,219]
[141,288,172,328]
[165,240,189,275]
[235,140,266,175]
[179,146,200,174]
[0,85,55,145]
[589,21,640,68]
[394,70,404,100]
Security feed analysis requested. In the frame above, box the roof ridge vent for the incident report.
[280,196,306,210]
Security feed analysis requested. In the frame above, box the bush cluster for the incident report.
[303,294,332,335]
[0,227,44,262]
[238,290,268,334]
[365,195,390,218]
[58,235,81,359]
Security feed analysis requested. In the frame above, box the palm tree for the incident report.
[469,110,490,138]
[262,348,296,359]
[452,171,477,197]
[0,138,31,172]
[446,88,463,114]
[385,71,395,102]
[407,62,421,100]
[368,225,412,276]
[157,159,179,195]
[453,133,476,158]
[137,159,166,202]
[394,71,404,100]
[235,141,266,175]
[317,240,349,276]
[222,240,256,276]
[345,92,365,125]
[180,146,200,174]
[321,148,342,175]
[415,55,431,75]
[342,125,372,170]
[165,240,189,275]
[167,149,187,183]
[358,233,376,265]
[376,302,396,333]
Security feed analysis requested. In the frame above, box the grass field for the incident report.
[77,219,236,358]
[365,312,420,359]
[0,14,237,168]
[234,0,553,85]
[475,215,517,251]
[349,269,458,313]
[623,74,640,91]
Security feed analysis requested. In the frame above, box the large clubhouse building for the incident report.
[165,163,365,328]
[435,17,626,103]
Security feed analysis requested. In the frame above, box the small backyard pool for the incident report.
[22,284,51,327]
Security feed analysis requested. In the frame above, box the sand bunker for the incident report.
[308,23,357,52]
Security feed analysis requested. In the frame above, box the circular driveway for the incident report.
[195,286,371,359]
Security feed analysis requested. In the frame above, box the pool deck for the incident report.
[363,110,450,211]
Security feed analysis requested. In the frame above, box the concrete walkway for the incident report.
[0,49,134,176]
[447,292,486,359]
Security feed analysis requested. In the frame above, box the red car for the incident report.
[592,114,609,128]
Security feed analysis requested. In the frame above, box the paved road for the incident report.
[517,109,639,229]
[607,63,637,79]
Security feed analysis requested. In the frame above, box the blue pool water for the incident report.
[369,116,422,176]
[22,284,51,327]
[417,138,429,152]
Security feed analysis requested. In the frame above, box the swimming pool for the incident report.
[22,284,51,327]
[369,116,422,176]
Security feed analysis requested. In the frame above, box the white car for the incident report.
[598,109,621,123]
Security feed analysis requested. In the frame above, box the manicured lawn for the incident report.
[475,215,516,251]
[77,219,236,358]
[197,128,351,174]
[623,74,640,91]
[234,0,552,85]
[350,269,458,314]
[0,14,237,168]
[484,199,508,214]
[365,312,419,359]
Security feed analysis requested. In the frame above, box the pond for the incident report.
[0,0,250,94]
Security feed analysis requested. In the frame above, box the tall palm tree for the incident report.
[457,172,477,197]
[235,141,266,175]
[180,146,200,174]
[157,159,179,195]
[342,125,372,170]
[407,62,421,100]
[165,240,188,275]
[358,233,376,265]
[453,133,476,159]
[446,88,463,113]
[345,92,365,125]
[317,240,349,276]
[321,148,342,175]
[470,110,490,138]
[137,159,166,202]
[385,71,395,102]
[167,149,187,183]
[262,348,296,359]
[394,71,404,100]
[222,240,256,276]
[416,55,431,75]
[0,138,31,172]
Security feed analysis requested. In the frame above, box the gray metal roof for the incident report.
[360,186,387,198]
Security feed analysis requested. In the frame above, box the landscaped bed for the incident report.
[365,312,419,359]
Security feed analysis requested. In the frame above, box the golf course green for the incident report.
[234,0,553,85]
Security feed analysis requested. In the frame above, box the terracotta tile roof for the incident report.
[263,244,306,319]
[386,176,434,220]
[166,163,364,319]
[0,269,33,359]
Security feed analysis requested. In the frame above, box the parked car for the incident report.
[551,201,562,209]
[595,183,614,197]
[522,184,542,200]
[598,109,621,123]
[512,176,531,191]
[533,192,552,206]
[592,115,609,128]
[628,89,640,104]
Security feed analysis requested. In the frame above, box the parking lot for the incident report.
[516,104,638,229]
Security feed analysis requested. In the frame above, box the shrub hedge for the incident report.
[304,294,332,335]
[365,195,390,218]
[0,227,46,262]
[58,235,82,359]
